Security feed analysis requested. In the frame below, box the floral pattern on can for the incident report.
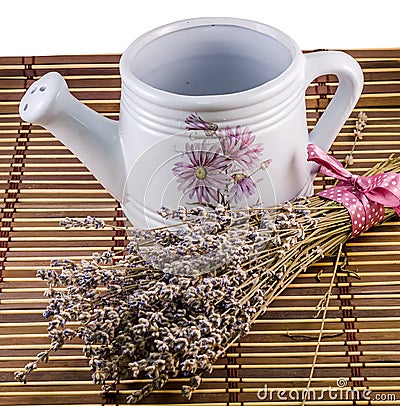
[172,141,231,203]
[172,113,271,206]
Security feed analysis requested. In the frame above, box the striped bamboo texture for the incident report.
[0,49,400,405]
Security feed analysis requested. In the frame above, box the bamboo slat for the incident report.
[1,49,400,405]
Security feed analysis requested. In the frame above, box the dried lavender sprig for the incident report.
[344,110,368,167]
[60,216,105,230]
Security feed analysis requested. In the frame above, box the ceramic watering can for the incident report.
[20,18,363,228]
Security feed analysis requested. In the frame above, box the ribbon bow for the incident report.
[307,144,400,237]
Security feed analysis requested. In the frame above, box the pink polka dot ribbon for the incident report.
[307,144,400,238]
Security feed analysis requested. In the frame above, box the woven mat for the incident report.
[1,50,400,406]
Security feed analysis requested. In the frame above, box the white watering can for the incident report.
[20,18,363,228]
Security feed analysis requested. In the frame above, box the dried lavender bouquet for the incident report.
[15,152,400,404]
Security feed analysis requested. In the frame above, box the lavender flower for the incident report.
[15,200,338,404]
[60,216,105,229]
[218,125,264,170]
[172,141,231,203]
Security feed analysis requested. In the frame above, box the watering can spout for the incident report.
[19,72,125,202]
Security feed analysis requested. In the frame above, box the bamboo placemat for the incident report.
[0,50,400,405]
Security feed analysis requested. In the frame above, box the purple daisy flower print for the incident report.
[229,174,258,204]
[218,125,264,170]
[185,113,218,135]
[172,141,230,203]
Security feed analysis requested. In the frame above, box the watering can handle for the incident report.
[304,51,364,152]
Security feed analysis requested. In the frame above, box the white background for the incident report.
[0,0,399,56]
